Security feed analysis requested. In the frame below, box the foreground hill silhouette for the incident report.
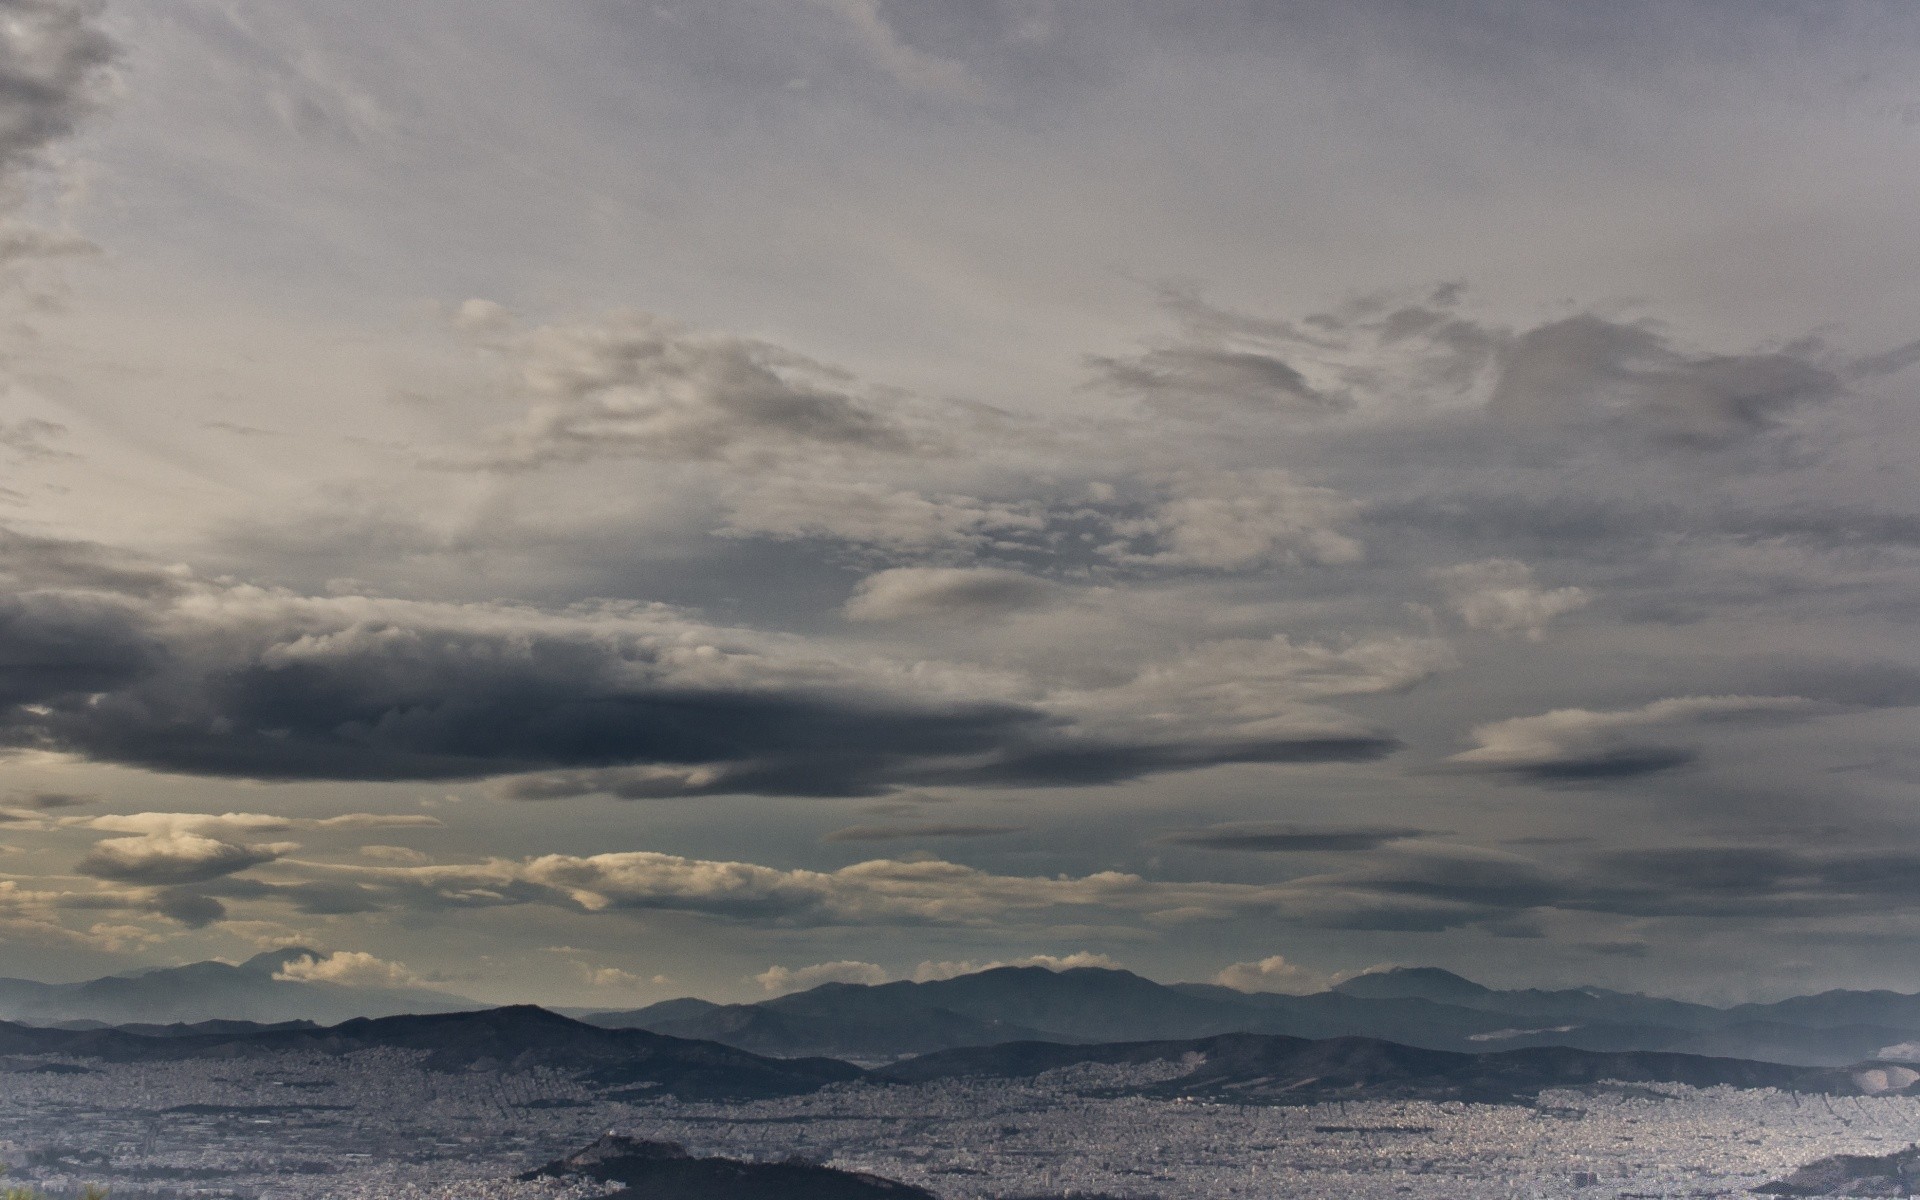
[520,1134,936,1199]
[586,964,1920,1067]
[1754,1144,1920,1195]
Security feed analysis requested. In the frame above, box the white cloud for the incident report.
[1449,695,1821,778]
[756,959,888,993]
[1432,558,1589,640]
[78,811,441,837]
[446,308,914,469]
[297,850,1328,929]
[1101,470,1363,570]
[358,844,430,864]
[76,831,287,886]
[273,950,424,989]
[843,566,1060,622]
[911,951,1121,981]
[1213,954,1326,994]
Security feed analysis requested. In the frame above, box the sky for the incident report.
[3,0,1920,1007]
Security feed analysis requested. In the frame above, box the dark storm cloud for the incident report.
[144,889,226,928]
[1279,843,1920,929]
[0,532,1398,793]
[1157,823,1431,852]
[0,590,157,707]
[1572,846,1920,920]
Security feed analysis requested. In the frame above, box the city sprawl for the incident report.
[0,1052,1914,1199]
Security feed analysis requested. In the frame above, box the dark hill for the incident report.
[0,1006,858,1100]
[1754,1143,1920,1195]
[1332,967,1494,1005]
[879,1031,1885,1105]
[521,1134,935,1200]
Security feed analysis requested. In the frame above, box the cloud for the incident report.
[143,888,226,928]
[75,811,442,837]
[267,843,1622,936]
[822,822,1026,843]
[1098,470,1363,570]
[277,849,1293,928]
[755,959,888,993]
[843,567,1060,622]
[0,531,1407,793]
[1489,315,1842,447]
[63,810,431,891]
[358,844,430,864]
[1158,823,1430,853]
[717,477,1049,553]
[1431,558,1589,640]
[910,952,1121,981]
[812,0,985,99]
[0,417,68,459]
[273,949,424,989]
[1447,695,1822,780]
[1088,284,1350,418]
[75,831,285,886]
[0,0,114,183]
[1213,954,1325,994]
[444,308,914,470]
[571,961,649,990]
[11,790,90,808]
[1091,346,1340,417]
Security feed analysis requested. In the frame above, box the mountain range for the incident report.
[0,948,479,1026]
[18,953,1920,1072]
[0,1004,857,1100]
[874,1031,1893,1105]
[583,965,1920,1067]
[0,1003,1912,1108]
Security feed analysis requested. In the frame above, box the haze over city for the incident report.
[3,0,1920,1013]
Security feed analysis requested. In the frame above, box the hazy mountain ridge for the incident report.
[17,954,1920,1072]
[587,966,1920,1066]
[0,948,479,1026]
[875,1032,1909,1105]
[0,1004,859,1100]
[2,999,1917,1112]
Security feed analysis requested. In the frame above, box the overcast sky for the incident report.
[4,0,1920,1005]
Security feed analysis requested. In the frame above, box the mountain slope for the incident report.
[0,1005,860,1100]
[878,1032,1890,1105]
[592,965,1920,1067]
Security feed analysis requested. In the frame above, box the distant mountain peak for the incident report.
[1331,967,1494,1002]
